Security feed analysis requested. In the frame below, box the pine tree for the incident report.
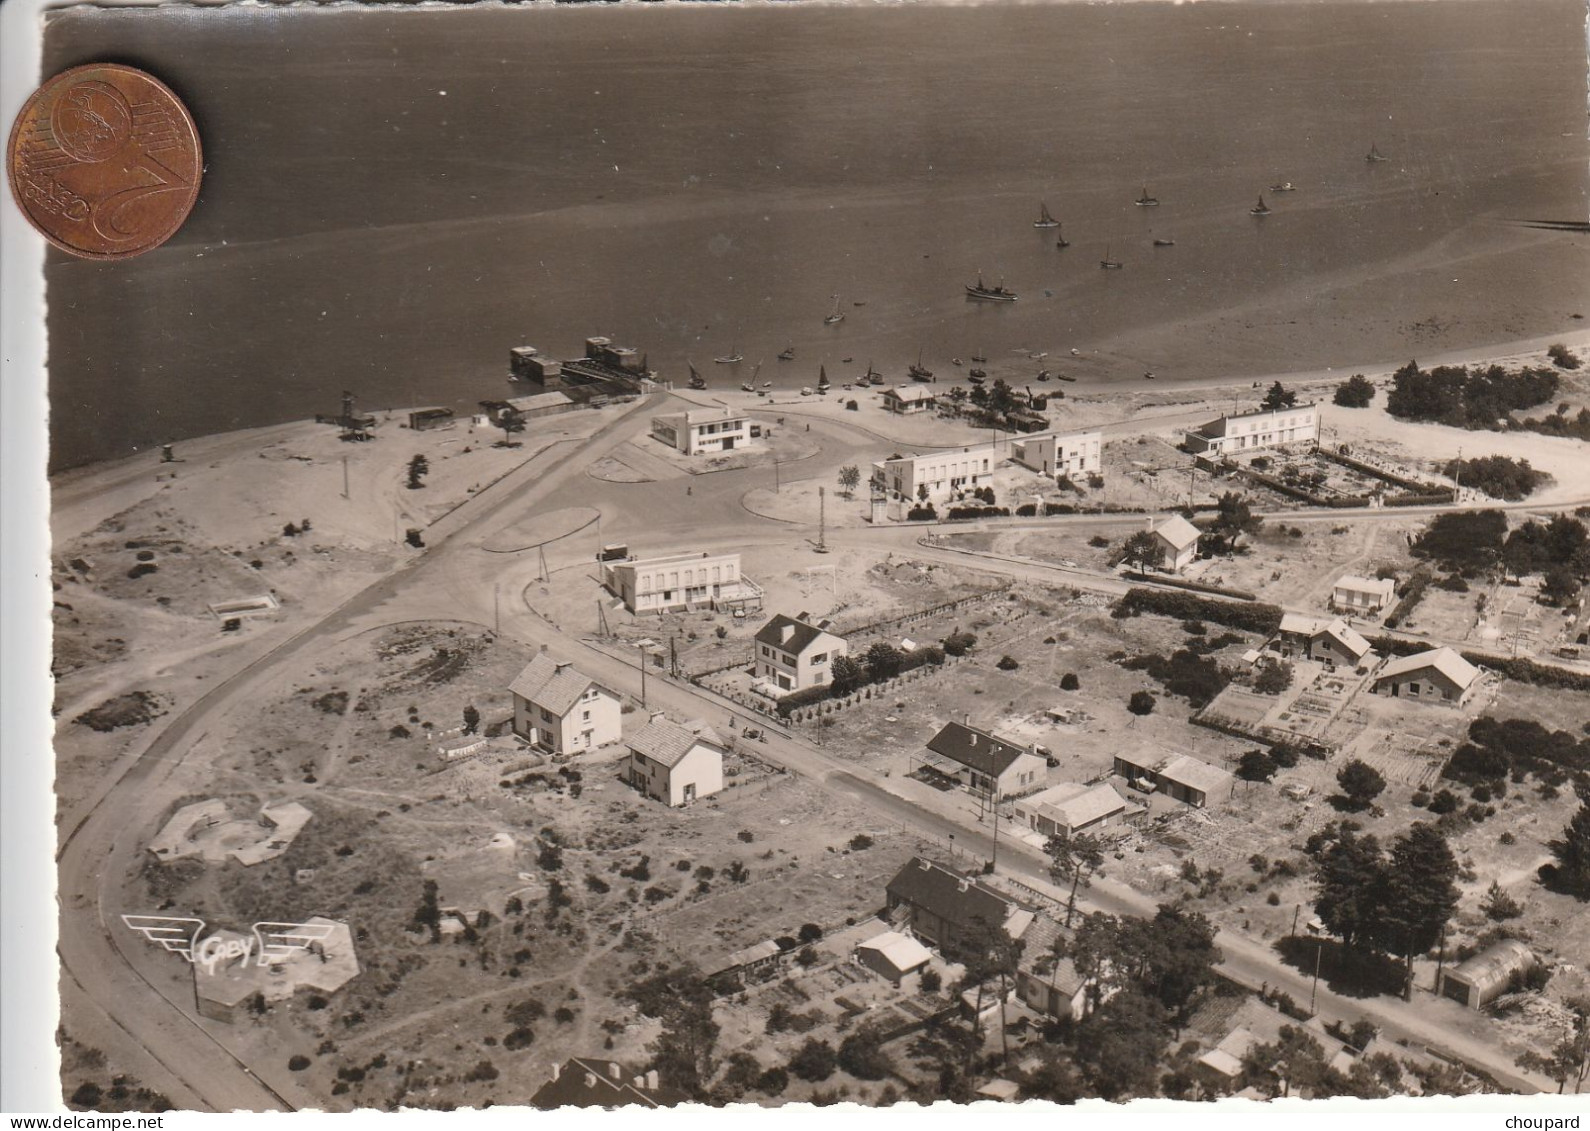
[1378,823,1460,999]
[1548,803,1590,898]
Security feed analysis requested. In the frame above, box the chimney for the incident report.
[584,1072,598,1089]
[540,643,550,654]
[608,1063,622,1080]
[918,857,933,871]
[649,710,666,723]
[555,661,572,674]
[552,1063,562,1081]
[645,1070,659,1091]
[633,1076,646,1089]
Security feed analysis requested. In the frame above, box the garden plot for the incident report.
[1333,727,1450,789]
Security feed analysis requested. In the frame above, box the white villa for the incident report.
[650,408,755,455]
[873,448,996,503]
[1183,403,1319,456]
[1009,430,1104,480]
[509,654,623,755]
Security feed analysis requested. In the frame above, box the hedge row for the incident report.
[1385,490,1457,507]
[945,505,1011,520]
[1111,587,1283,635]
[1122,572,1259,602]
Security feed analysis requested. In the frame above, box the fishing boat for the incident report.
[951,358,964,367]
[777,345,795,361]
[1153,238,1176,247]
[908,349,934,383]
[841,357,853,363]
[1135,187,1160,207]
[1100,244,1122,270]
[968,367,987,381]
[1366,143,1387,163]
[741,382,755,392]
[801,387,813,397]
[971,351,988,363]
[1057,373,1077,382]
[966,273,1018,302]
[1034,202,1060,229]
[863,360,882,382]
[687,361,707,390]
[1055,224,1070,249]
[713,347,742,364]
[1143,371,1157,380]
[1030,351,1047,360]
[1249,195,1271,216]
[1269,181,1296,193]
[824,295,845,325]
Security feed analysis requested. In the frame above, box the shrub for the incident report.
[848,834,873,851]
[1333,374,1376,408]
[1237,749,1277,782]
[995,655,1019,671]
[919,968,942,993]
[789,1038,837,1082]
[1127,690,1156,716]
[757,1067,790,1096]
[288,1055,311,1071]
[1112,587,1283,636]
[1547,343,1581,370]
[1060,673,1079,691]
[1428,789,1460,815]
[942,630,978,657]
[1088,534,1110,548]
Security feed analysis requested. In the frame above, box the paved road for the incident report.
[62,395,1571,1107]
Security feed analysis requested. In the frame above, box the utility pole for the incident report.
[342,456,350,500]
[774,459,781,494]
[1310,936,1323,1016]
[493,583,500,634]
[638,642,648,708]
[816,487,827,553]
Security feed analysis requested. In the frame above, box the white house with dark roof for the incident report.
[1331,574,1396,614]
[624,713,726,806]
[754,613,848,692]
[1372,646,1480,706]
[1148,514,1201,573]
[921,721,1046,800]
[884,856,1030,951]
[1014,914,1113,1021]
[509,654,623,755]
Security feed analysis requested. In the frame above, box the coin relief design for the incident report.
[8,64,202,260]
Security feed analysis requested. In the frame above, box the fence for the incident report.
[843,584,1014,642]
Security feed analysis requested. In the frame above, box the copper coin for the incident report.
[7,64,202,260]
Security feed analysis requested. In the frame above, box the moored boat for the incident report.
[966,273,1018,302]
[1250,195,1271,216]
[687,361,707,390]
[824,294,845,325]
[778,345,796,361]
[908,349,934,382]
[1269,181,1296,192]
[1100,243,1122,269]
[1034,201,1060,228]
[1135,187,1159,207]
[1366,143,1387,163]
[713,347,742,365]
[1153,238,1176,247]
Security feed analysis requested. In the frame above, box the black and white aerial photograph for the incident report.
[7,0,1590,1115]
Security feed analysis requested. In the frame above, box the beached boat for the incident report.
[741,382,755,392]
[816,365,831,393]
[824,295,845,325]
[778,345,795,361]
[966,273,1018,302]
[687,361,707,390]
[968,367,987,381]
[1036,370,1051,382]
[1250,195,1271,216]
[1056,373,1077,382]
[1153,238,1176,247]
[801,387,813,396]
[1034,202,1060,228]
[1269,181,1296,192]
[1143,371,1156,380]
[1366,143,1387,163]
[713,347,742,365]
[1135,187,1159,207]
[1055,224,1070,249]
[908,349,934,383]
[1100,244,1122,269]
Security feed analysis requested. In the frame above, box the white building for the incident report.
[650,408,754,455]
[1183,403,1319,456]
[753,613,848,693]
[873,448,996,503]
[1013,782,1139,838]
[881,386,936,415]
[601,550,761,614]
[625,714,726,806]
[1009,430,1104,480]
[1332,574,1397,613]
[509,654,623,755]
[1148,514,1201,573]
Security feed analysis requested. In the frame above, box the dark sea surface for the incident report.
[42,0,1588,470]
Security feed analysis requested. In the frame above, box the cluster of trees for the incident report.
[626,963,721,1100]
[1119,649,1229,708]
[1410,510,1508,574]
[1332,759,1387,812]
[1262,382,1298,411]
[1517,404,1590,443]
[1333,374,1376,408]
[1443,716,1590,788]
[828,640,943,696]
[1444,454,1546,501]
[1544,802,1590,900]
[1501,515,1590,604]
[1111,587,1284,636]
[1384,360,1560,430]
[1307,821,1460,999]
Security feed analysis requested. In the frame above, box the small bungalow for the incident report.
[855,930,934,986]
[1372,646,1479,706]
[1332,574,1397,614]
[1113,752,1234,808]
[624,714,726,806]
[705,939,784,992]
[922,721,1046,800]
[510,654,624,756]
[1148,514,1201,573]
[881,386,937,415]
[1437,939,1536,1010]
[1012,781,1140,838]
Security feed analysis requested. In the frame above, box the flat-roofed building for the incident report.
[1113,752,1234,808]
[650,407,753,455]
[873,448,996,503]
[510,345,563,385]
[1332,574,1397,613]
[1183,403,1318,456]
[1009,430,1104,480]
[601,550,761,614]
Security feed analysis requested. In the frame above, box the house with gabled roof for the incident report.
[1372,646,1479,706]
[881,386,936,415]
[624,712,725,806]
[1013,913,1113,1022]
[1149,514,1201,573]
[922,721,1046,800]
[1275,615,1373,669]
[509,653,623,756]
[855,930,934,986]
[885,856,1031,951]
[1012,781,1141,839]
[754,612,848,693]
[531,1058,688,1109]
[1113,752,1234,808]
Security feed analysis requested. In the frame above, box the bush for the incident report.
[1237,749,1277,782]
[756,1067,790,1096]
[848,834,873,851]
[1547,343,1581,370]
[1088,534,1110,548]
[1128,690,1156,716]
[789,1038,837,1082]
[1428,789,1460,815]
[1443,455,1546,501]
[288,1055,311,1071]
[1060,673,1079,691]
[995,655,1019,671]
[1334,373,1376,408]
[919,967,942,993]
[942,630,978,657]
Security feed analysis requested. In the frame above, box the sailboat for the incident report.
[1135,186,1160,207]
[824,295,845,325]
[713,346,743,364]
[1055,224,1070,249]
[1249,195,1271,216]
[777,344,796,361]
[1034,202,1060,229]
[687,361,707,390]
[908,349,934,383]
[741,361,762,392]
[864,360,883,384]
[1366,142,1387,163]
[816,365,831,394]
[1100,243,1122,270]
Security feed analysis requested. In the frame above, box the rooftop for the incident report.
[1447,939,1535,990]
[628,715,723,769]
[883,386,936,404]
[856,930,933,973]
[530,1059,687,1110]
[1153,514,1201,551]
[753,613,836,656]
[1015,781,1136,831]
[611,549,741,569]
[1376,645,1479,690]
[1156,753,1235,796]
[509,654,613,717]
[886,856,1019,938]
[926,721,1032,778]
[1335,574,1396,595]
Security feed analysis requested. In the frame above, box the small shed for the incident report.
[855,930,933,985]
[1438,940,1536,1010]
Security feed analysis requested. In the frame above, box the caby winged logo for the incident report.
[121,915,338,975]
